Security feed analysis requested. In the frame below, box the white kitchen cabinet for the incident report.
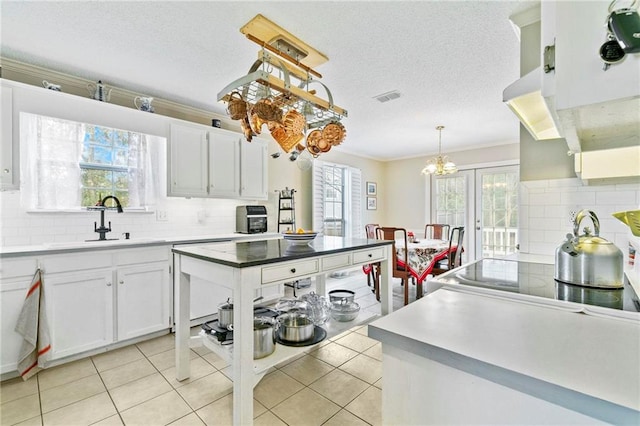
[40,246,170,362]
[116,262,170,341]
[169,123,209,197]
[240,138,268,200]
[45,269,114,360]
[540,1,640,156]
[547,1,640,112]
[0,84,16,190]
[0,257,39,374]
[209,128,241,197]
[168,122,268,200]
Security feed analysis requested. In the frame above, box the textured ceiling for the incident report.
[0,0,537,161]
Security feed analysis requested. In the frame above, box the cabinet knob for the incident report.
[119,280,124,285]
[3,169,9,174]
[368,253,372,258]
[107,282,112,286]
[290,268,296,273]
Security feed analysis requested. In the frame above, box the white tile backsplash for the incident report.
[519,178,640,259]
[0,190,270,247]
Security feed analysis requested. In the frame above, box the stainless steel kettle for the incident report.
[555,210,623,288]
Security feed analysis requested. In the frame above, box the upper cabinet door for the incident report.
[1,85,16,190]
[169,123,209,197]
[240,138,268,200]
[209,129,240,198]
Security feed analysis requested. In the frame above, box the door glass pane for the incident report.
[434,176,466,229]
[481,170,518,258]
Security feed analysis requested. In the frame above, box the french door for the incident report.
[475,166,519,258]
[430,165,519,262]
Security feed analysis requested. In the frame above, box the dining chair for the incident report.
[424,224,451,241]
[432,226,465,276]
[376,226,412,306]
[363,224,380,292]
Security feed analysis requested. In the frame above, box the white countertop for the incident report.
[0,232,281,257]
[369,287,640,417]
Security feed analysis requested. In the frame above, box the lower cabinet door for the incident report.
[1,277,35,374]
[116,263,170,341]
[46,269,114,360]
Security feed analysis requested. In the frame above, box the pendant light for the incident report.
[421,125,458,175]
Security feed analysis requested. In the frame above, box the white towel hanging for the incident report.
[15,269,52,380]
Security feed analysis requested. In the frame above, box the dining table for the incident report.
[394,238,453,297]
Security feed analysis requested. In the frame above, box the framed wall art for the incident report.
[367,197,377,210]
[366,181,377,196]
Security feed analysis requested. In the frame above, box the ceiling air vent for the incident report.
[373,90,401,103]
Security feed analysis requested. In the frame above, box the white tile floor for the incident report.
[1,270,419,425]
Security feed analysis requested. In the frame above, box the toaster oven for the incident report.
[236,205,267,234]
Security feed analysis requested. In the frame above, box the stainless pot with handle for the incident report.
[253,317,276,359]
[276,312,315,342]
[555,210,623,288]
[217,296,264,329]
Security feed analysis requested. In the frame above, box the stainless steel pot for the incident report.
[218,301,234,329]
[253,317,276,359]
[555,210,623,288]
[276,312,315,342]
[218,296,264,329]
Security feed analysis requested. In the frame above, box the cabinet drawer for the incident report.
[41,252,112,274]
[115,247,169,266]
[352,247,386,264]
[0,257,38,280]
[321,253,351,271]
[262,259,319,284]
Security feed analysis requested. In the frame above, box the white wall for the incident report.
[518,178,639,261]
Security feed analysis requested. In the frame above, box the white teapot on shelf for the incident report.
[134,96,155,113]
[87,80,112,102]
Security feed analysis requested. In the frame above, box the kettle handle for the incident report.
[573,210,600,237]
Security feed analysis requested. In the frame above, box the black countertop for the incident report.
[171,236,392,268]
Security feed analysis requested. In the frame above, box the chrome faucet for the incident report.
[91,195,123,240]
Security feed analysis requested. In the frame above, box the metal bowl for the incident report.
[328,289,355,303]
[330,301,360,322]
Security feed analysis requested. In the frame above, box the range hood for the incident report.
[503,66,563,141]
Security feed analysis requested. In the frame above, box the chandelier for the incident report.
[421,125,458,175]
[217,14,347,161]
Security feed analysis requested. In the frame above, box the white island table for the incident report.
[173,236,393,425]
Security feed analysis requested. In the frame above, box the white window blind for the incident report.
[20,112,165,211]
[312,160,362,238]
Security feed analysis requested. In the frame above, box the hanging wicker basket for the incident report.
[226,91,248,120]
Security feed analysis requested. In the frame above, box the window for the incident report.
[20,113,165,211]
[312,160,362,238]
